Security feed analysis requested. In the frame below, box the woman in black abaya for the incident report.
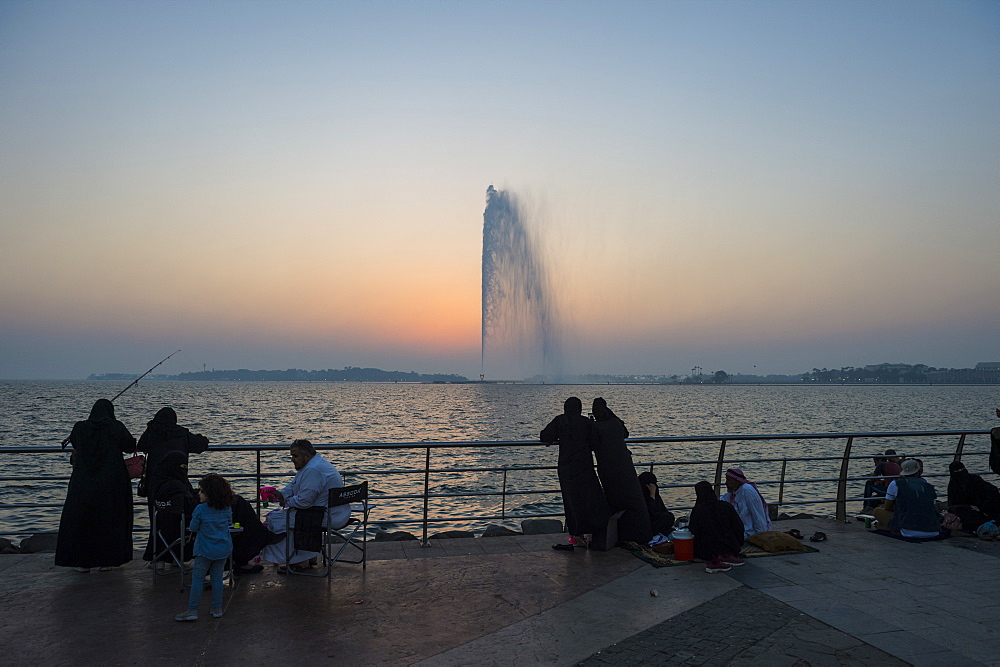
[947,460,1000,532]
[688,480,745,563]
[638,471,676,537]
[591,397,652,543]
[55,399,136,571]
[541,397,610,545]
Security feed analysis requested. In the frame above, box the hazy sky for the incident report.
[1,0,997,380]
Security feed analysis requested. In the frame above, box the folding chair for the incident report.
[150,509,193,591]
[326,481,370,571]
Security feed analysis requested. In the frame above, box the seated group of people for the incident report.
[143,411,348,573]
[862,452,1000,539]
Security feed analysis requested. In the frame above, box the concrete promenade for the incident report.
[1,517,997,666]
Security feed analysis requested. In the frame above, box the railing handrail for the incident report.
[3,427,990,454]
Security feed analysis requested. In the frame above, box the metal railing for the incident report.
[0,428,994,545]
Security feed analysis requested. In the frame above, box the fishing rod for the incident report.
[60,349,182,448]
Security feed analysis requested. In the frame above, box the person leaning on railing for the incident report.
[541,397,610,548]
[137,407,209,502]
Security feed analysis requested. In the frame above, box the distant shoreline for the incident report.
[35,378,1000,387]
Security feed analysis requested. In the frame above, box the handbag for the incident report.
[124,449,146,479]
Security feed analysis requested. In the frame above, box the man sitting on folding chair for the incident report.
[260,439,349,573]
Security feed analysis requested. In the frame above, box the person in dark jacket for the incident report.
[947,460,1000,531]
[230,494,271,574]
[137,407,209,501]
[688,481,745,572]
[147,450,199,562]
[637,471,676,537]
[541,397,610,546]
[591,398,652,543]
[56,399,136,572]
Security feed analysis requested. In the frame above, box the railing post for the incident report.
[778,459,787,509]
[954,433,967,462]
[421,446,431,546]
[713,440,727,495]
[255,449,262,516]
[501,466,508,519]
[836,436,854,521]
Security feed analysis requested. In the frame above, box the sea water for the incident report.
[1,381,996,538]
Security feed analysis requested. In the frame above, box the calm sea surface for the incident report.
[1,381,996,539]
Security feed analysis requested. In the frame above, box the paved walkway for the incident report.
[1,517,998,665]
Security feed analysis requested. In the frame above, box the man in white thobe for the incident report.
[261,439,350,567]
[721,467,772,538]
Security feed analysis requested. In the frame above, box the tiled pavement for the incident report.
[1,517,998,665]
[579,517,999,666]
[581,587,909,666]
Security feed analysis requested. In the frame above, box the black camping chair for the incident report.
[326,481,370,570]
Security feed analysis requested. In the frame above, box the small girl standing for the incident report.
[175,473,235,621]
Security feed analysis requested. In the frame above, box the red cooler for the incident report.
[672,527,694,561]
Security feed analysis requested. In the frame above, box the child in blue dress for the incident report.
[175,473,235,621]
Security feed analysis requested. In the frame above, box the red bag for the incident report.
[124,452,145,479]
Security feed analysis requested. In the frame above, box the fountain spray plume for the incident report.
[481,185,562,381]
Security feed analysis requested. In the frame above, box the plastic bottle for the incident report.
[672,527,694,561]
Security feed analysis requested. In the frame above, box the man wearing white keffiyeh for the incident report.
[721,467,772,538]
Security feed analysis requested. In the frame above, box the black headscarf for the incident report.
[74,399,122,475]
[87,399,116,424]
[591,397,629,437]
[695,480,717,504]
[146,406,178,432]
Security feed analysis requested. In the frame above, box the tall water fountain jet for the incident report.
[481,185,562,381]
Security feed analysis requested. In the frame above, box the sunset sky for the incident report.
[1,0,997,380]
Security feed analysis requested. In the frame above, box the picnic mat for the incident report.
[872,528,951,543]
[622,540,818,568]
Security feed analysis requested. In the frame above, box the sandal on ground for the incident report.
[809,532,828,542]
[552,543,575,551]
[785,529,804,539]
